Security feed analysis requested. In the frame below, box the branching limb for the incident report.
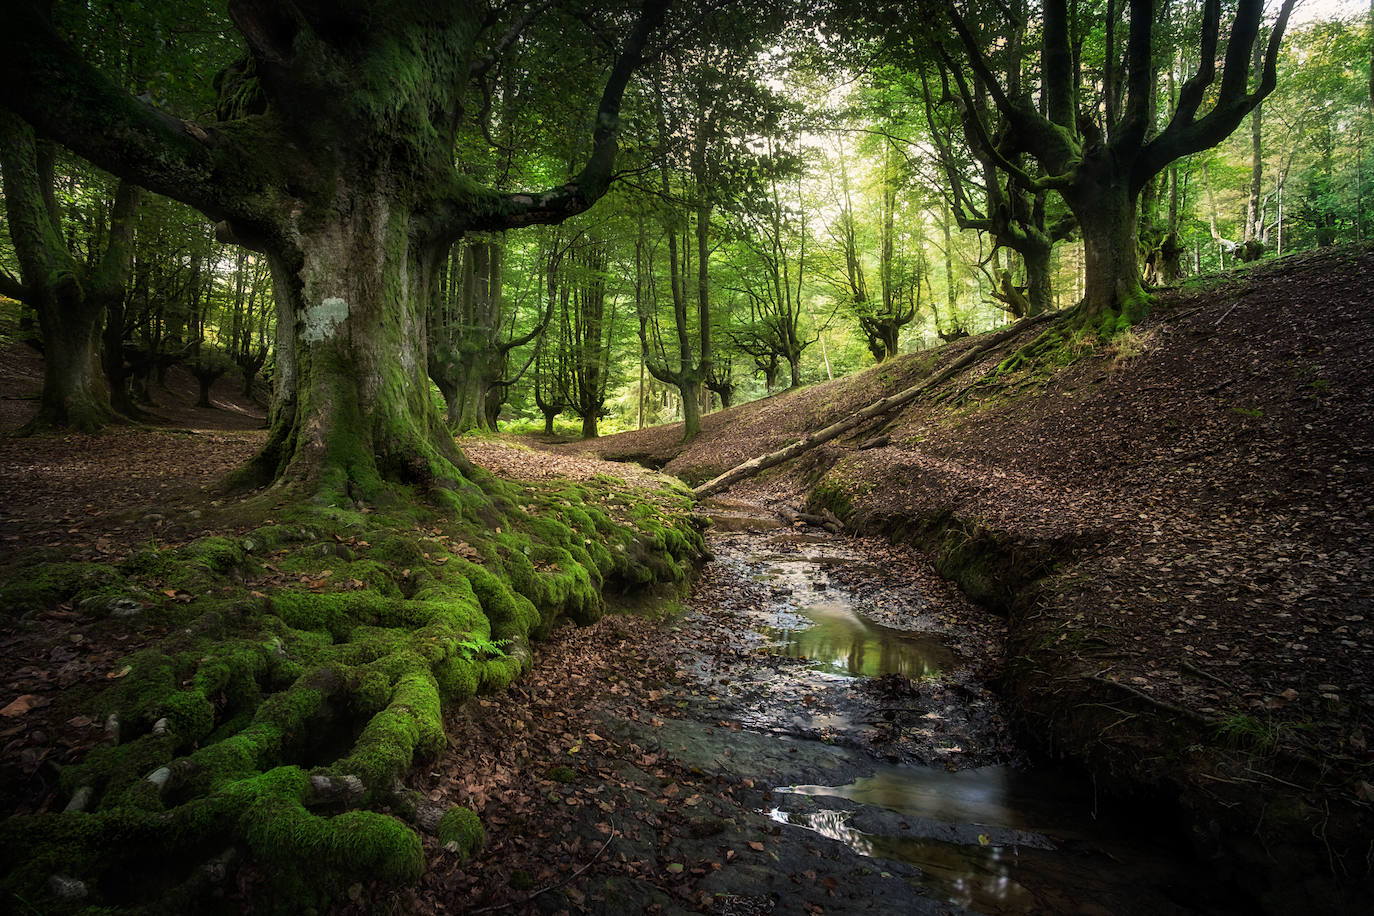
[0,1,273,228]
[458,0,669,234]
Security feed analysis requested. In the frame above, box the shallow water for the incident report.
[761,600,955,678]
[703,520,1243,915]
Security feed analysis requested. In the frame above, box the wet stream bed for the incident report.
[422,504,1252,915]
[592,505,1246,915]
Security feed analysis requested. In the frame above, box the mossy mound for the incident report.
[436,805,484,859]
[0,461,703,913]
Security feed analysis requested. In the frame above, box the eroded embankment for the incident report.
[568,246,1374,914]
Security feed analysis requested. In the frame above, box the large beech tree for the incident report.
[0,0,666,497]
[934,0,1296,322]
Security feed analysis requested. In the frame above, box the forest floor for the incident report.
[0,355,267,818]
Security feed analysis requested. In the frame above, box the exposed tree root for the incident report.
[0,464,704,912]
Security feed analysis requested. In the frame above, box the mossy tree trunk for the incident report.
[1070,172,1149,325]
[0,114,139,433]
[1,0,667,495]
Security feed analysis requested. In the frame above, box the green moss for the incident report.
[0,561,122,615]
[546,765,575,784]
[239,795,423,885]
[371,533,428,568]
[271,590,397,639]
[68,734,178,806]
[0,448,706,911]
[436,805,484,860]
[337,670,443,791]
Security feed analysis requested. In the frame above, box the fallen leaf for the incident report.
[748,841,764,851]
[1,695,40,717]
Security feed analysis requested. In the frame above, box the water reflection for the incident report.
[769,806,1038,913]
[761,601,955,678]
[793,767,1022,830]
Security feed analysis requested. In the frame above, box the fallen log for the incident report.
[692,313,1057,498]
[778,506,841,533]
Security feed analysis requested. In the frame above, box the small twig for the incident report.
[1180,659,1237,692]
[1245,766,1311,793]
[468,818,617,914]
[1085,675,1215,726]
[1214,301,1241,326]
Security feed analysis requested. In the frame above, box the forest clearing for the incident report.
[2,1,1373,914]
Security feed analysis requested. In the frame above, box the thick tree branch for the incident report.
[0,113,76,301]
[939,5,1079,178]
[0,1,274,229]
[1041,0,1075,129]
[456,0,669,234]
[1115,0,1156,150]
[1136,0,1295,193]
[0,269,26,302]
[1173,0,1222,126]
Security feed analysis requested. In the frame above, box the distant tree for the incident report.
[931,0,1297,328]
[0,116,139,432]
[559,232,619,438]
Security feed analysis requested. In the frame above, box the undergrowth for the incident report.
[0,462,703,914]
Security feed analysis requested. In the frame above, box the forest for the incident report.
[3,0,1370,444]
[1,1,1372,914]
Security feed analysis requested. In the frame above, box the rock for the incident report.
[146,766,172,791]
[151,717,170,737]
[64,786,93,813]
[48,874,87,900]
[80,595,145,618]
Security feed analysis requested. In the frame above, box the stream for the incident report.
[592,505,1246,915]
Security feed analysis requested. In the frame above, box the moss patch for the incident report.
[436,805,484,860]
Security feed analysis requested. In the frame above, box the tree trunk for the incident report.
[241,189,465,500]
[1023,242,1053,317]
[30,284,114,431]
[1075,178,1147,324]
[0,117,136,433]
[581,413,598,438]
[679,379,701,440]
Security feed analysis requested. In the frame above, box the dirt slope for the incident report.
[560,244,1374,913]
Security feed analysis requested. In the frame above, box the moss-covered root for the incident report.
[436,805,485,860]
[0,465,705,914]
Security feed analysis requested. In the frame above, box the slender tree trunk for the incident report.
[1245,102,1264,246]
[941,200,956,321]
